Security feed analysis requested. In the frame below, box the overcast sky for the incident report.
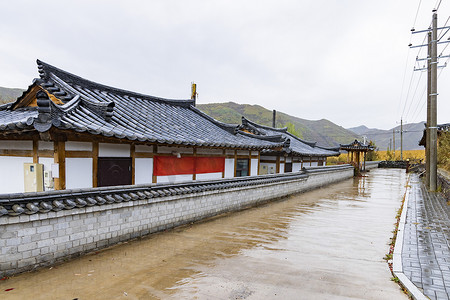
[1,0,449,130]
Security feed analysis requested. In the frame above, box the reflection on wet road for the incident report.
[1,169,408,299]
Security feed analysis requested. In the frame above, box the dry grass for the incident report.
[377,150,425,161]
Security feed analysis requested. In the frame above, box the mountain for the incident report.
[347,122,425,151]
[0,86,24,105]
[197,102,359,147]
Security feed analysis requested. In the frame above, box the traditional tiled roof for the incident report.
[418,123,450,146]
[238,117,340,157]
[0,60,285,150]
[340,140,374,151]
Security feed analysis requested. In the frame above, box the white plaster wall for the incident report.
[310,162,318,167]
[135,158,153,185]
[196,172,222,180]
[38,157,54,173]
[260,155,276,161]
[286,157,292,163]
[293,162,302,172]
[65,141,92,151]
[0,156,33,194]
[157,146,193,154]
[251,151,259,156]
[0,140,32,150]
[196,149,223,155]
[135,145,153,153]
[225,150,235,156]
[38,141,53,150]
[99,143,130,157]
[250,158,258,176]
[224,158,235,178]
[66,158,93,189]
[279,163,285,173]
[237,150,249,156]
[157,174,193,184]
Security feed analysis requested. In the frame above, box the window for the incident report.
[284,162,292,172]
[236,159,249,177]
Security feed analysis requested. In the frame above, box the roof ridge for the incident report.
[36,59,194,108]
[242,116,288,132]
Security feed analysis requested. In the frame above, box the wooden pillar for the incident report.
[54,141,66,190]
[276,156,280,173]
[222,149,226,178]
[363,152,366,171]
[152,145,157,183]
[92,142,99,187]
[234,150,237,177]
[193,148,197,180]
[131,143,135,185]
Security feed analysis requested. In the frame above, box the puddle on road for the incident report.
[1,169,408,299]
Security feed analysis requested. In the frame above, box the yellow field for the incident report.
[377,150,425,161]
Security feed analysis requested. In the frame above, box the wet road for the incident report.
[1,169,408,299]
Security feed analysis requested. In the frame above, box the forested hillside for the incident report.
[197,102,358,147]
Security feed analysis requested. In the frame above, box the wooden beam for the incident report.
[65,151,93,158]
[0,149,33,157]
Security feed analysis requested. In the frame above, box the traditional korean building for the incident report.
[0,60,289,194]
[237,117,340,174]
[339,139,374,174]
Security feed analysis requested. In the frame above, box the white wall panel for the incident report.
[157,174,193,184]
[0,156,33,193]
[38,141,53,150]
[66,158,93,189]
[196,172,222,180]
[293,162,302,172]
[65,141,92,151]
[99,143,130,157]
[157,146,193,154]
[135,145,153,153]
[224,158,235,178]
[196,148,223,155]
[250,158,258,176]
[0,140,32,150]
[135,158,153,185]
[310,162,318,167]
[279,163,285,173]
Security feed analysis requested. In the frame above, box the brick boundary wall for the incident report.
[0,165,353,276]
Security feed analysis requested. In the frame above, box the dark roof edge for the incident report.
[283,131,318,148]
[36,59,194,108]
[190,105,240,134]
[237,130,285,144]
[242,116,288,133]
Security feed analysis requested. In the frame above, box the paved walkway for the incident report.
[400,174,450,300]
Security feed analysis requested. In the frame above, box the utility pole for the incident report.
[426,31,432,188]
[393,128,396,160]
[400,119,403,160]
[411,12,447,191]
[430,13,438,191]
